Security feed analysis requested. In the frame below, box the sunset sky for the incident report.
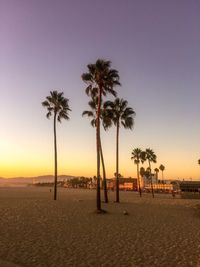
[0,0,200,180]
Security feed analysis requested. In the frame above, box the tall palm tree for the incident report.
[82,59,120,212]
[131,148,143,197]
[159,164,165,183]
[42,91,71,200]
[154,168,159,183]
[144,148,157,198]
[104,98,135,202]
[82,97,112,203]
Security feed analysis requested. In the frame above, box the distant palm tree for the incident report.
[114,172,123,178]
[82,59,120,212]
[104,98,135,202]
[198,159,200,166]
[144,148,157,198]
[131,148,143,197]
[159,164,165,183]
[154,168,159,183]
[144,168,151,183]
[140,167,145,179]
[42,91,71,200]
[82,97,111,203]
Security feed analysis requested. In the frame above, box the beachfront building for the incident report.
[144,183,173,192]
[143,174,154,185]
[142,173,177,192]
[107,178,138,191]
[119,182,135,191]
[179,181,200,198]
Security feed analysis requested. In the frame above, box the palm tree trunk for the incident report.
[116,120,120,202]
[53,113,57,200]
[96,86,102,211]
[137,163,142,197]
[162,171,164,183]
[99,138,108,203]
[149,161,154,198]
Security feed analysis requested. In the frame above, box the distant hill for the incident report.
[0,175,77,187]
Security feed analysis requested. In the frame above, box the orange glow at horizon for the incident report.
[1,118,200,180]
[1,156,200,180]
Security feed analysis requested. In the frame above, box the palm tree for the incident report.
[159,164,165,183]
[131,148,143,197]
[82,59,120,212]
[198,159,200,166]
[42,90,71,200]
[82,97,111,203]
[144,148,157,198]
[144,168,151,184]
[154,168,159,183]
[140,167,145,186]
[104,98,135,202]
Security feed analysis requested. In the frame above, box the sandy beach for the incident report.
[0,187,199,267]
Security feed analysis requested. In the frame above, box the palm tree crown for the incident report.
[82,59,121,97]
[131,148,143,164]
[104,98,135,129]
[145,148,157,168]
[42,90,71,122]
[159,164,165,172]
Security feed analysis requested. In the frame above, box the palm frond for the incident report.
[42,100,50,107]
[90,119,96,127]
[82,73,93,83]
[46,111,52,119]
[85,85,92,96]
[82,110,95,117]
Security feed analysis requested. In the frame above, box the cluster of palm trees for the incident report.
[42,59,135,211]
[82,59,135,212]
[41,59,167,213]
[131,148,166,198]
[131,148,156,198]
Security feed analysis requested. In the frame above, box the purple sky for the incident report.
[0,0,200,179]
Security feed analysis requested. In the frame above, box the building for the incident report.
[179,181,200,198]
[107,178,138,191]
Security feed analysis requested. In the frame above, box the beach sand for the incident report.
[0,187,199,267]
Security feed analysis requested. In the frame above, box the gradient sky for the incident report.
[0,0,200,180]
